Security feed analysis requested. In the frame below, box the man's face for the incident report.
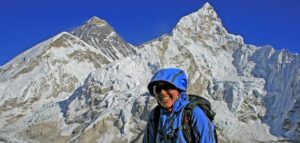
[154,82,180,112]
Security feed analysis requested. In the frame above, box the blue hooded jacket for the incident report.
[144,68,216,143]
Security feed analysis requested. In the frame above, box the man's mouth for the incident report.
[160,96,170,101]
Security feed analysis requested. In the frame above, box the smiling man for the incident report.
[143,68,216,143]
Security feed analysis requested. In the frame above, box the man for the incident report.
[143,68,216,143]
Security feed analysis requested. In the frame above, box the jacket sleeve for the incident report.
[143,109,157,143]
[190,107,215,143]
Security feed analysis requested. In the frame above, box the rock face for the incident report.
[71,16,137,61]
[0,2,299,143]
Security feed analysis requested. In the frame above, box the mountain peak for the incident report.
[195,2,218,18]
[86,16,108,26]
[203,2,213,9]
[172,3,225,39]
[173,2,220,30]
[171,2,245,45]
[71,16,137,61]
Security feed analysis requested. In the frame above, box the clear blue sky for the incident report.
[0,0,299,66]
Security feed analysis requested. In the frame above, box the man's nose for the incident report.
[160,89,168,96]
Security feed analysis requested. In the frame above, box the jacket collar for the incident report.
[161,92,189,114]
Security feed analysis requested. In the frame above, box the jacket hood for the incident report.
[148,68,188,96]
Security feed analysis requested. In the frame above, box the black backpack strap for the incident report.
[182,104,195,143]
[214,128,218,143]
[152,105,161,136]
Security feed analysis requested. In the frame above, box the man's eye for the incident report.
[156,87,162,92]
[163,85,173,90]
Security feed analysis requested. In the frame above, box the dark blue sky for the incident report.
[0,0,299,66]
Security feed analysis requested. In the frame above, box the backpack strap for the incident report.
[152,105,161,136]
[182,102,197,143]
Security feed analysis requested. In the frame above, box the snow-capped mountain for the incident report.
[0,31,113,142]
[0,2,299,143]
[71,16,137,61]
[0,31,112,105]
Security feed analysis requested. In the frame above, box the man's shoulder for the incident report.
[186,94,216,121]
[190,106,207,118]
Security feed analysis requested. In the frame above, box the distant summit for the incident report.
[172,2,243,47]
[71,16,136,61]
[86,16,109,26]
